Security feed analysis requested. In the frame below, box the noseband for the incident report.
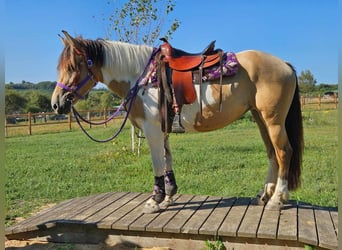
[57,58,97,100]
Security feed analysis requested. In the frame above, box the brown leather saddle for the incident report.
[157,38,224,133]
[159,38,223,105]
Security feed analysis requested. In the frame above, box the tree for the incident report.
[24,91,51,113]
[103,0,180,45]
[5,91,27,114]
[298,70,317,94]
[100,91,119,108]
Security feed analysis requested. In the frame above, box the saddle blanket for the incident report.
[149,52,239,86]
[202,52,238,81]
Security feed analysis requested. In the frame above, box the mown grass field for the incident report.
[5,108,337,226]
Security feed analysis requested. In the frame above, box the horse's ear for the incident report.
[62,30,83,53]
[58,34,66,46]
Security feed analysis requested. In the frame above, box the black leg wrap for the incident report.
[152,176,165,203]
[165,170,178,196]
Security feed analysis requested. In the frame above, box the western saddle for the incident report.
[158,38,224,133]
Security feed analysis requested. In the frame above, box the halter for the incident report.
[57,58,97,100]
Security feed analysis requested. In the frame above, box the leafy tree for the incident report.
[36,81,57,90]
[24,91,51,113]
[5,91,27,114]
[103,0,180,45]
[100,91,119,108]
[298,70,317,94]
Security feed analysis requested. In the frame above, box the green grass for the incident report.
[5,109,337,226]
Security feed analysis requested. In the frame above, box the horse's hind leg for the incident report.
[251,110,278,205]
[262,115,292,210]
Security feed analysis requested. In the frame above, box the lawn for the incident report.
[5,109,337,226]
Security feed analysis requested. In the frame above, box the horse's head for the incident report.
[51,31,104,114]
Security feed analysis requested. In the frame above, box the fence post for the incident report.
[300,96,305,110]
[87,111,91,129]
[28,112,32,135]
[334,93,338,109]
[68,112,72,131]
[104,107,107,128]
[5,117,7,137]
[318,94,321,110]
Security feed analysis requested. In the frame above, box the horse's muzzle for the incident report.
[51,92,74,114]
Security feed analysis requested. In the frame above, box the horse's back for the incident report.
[236,50,297,111]
[236,50,295,83]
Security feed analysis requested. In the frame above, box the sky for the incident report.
[5,0,338,85]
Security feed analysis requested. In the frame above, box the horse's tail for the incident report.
[285,63,304,190]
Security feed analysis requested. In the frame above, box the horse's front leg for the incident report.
[142,125,177,213]
[160,135,178,209]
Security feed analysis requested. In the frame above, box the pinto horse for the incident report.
[51,31,303,213]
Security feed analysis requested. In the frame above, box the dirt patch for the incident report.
[6,204,171,249]
[5,240,171,250]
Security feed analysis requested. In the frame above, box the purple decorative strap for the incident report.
[57,82,73,92]
[57,73,92,99]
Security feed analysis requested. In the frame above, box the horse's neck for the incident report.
[101,41,154,98]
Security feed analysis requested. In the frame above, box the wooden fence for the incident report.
[300,93,338,110]
[5,94,338,137]
[5,108,124,137]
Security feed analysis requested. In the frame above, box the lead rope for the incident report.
[72,84,138,143]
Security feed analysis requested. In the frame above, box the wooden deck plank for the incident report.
[16,193,108,233]
[108,193,150,230]
[53,192,110,221]
[257,207,280,239]
[83,192,129,223]
[95,192,142,229]
[163,195,208,233]
[218,197,250,237]
[199,197,236,236]
[330,208,338,236]
[181,196,221,234]
[146,194,194,233]
[84,192,131,224]
[237,203,264,238]
[314,206,338,249]
[298,202,318,246]
[111,193,152,230]
[277,200,298,241]
[7,198,75,234]
[71,192,126,222]
[128,194,181,231]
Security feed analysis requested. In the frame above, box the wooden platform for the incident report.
[6,192,338,249]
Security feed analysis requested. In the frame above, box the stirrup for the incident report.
[171,113,185,133]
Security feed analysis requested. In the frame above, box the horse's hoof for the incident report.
[253,192,269,206]
[143,199,160,214]
[160,195,174,209]
[251,196,265,206]
[265,200,283,210]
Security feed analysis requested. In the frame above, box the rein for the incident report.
[71,47,160,143]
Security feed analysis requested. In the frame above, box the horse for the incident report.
[51,30,303,213]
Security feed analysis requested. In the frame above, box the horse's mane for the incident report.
[57,36,154,81]
[101,40,154,78]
